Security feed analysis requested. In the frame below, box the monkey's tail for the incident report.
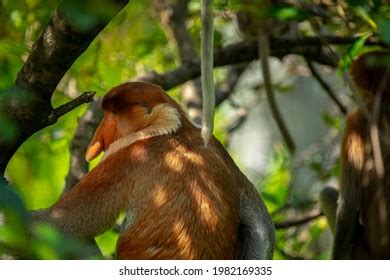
[201,0,215,147]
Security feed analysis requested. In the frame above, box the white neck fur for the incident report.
[103,104,181,160]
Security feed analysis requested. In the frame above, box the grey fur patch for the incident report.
[238,188,275,259]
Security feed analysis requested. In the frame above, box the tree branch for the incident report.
[136,36,385,90]
[47,91,96,125]
[153,0,196,63]
[259,30,296,154]
[274,209,323,229]
[306,59,348,115]
[0,0,129,177]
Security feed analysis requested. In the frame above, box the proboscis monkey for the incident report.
[31,81,275,259]
[326,50,390,259]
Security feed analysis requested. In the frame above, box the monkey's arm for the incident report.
[333,110,365,259]
[238,186,275,259]
[29,156,128,240]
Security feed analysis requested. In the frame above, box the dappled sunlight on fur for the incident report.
[33,81,274,260]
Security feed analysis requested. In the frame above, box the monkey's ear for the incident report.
[86,114,118,161]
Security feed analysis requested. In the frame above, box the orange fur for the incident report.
[37,81,274,259]
[334,51,390,259]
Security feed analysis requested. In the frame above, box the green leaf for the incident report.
[355,6,377,29]
[96,230,119,258]
[338,33,371,72]
[322,112,341,130]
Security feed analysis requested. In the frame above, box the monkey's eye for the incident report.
[139,101,151,113]
[139,101,149,108]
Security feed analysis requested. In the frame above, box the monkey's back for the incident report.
[115,132,245,259]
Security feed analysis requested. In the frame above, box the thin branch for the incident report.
[274,209,323,229]
[271,203,292,217]
[47,91,96,125]
[258,30,296,154]
[306,59,348,115]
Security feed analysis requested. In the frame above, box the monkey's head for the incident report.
[350,50,390,101]
[85,82,183,161]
